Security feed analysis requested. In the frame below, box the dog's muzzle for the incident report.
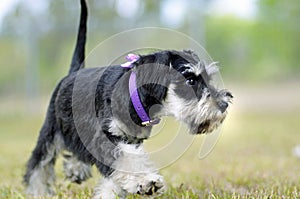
[216,90,233,113]
[196,90,233,134]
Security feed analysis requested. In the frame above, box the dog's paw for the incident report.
[137,174,166,195]
[94,178,127,199]
[63,155,92,184]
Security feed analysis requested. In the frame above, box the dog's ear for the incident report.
[167,51,188,71]
[135,50,199,69]
[153,51,170,66]
[168,50,200,71]
[172,50,199,63]
[135,51,171,67]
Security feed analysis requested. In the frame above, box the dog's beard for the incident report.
[163,84,228,134]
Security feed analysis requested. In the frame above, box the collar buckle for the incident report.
[141,118,161,127]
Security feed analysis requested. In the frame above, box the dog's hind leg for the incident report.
[23,125,63,196]
[62,152,92,184]
[23,87,63,196]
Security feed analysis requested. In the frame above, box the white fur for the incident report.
[26,134,64,196]
[205,61,219,76]
[163,84,227,134]
[63,154,92,183]
[26,163,56,196]
[95,143,166,197]
[112,143,155,174]
[94,178,126,199]
[181,61,219,76]
[109,118,126,137]
[184,63,203,76]
[109,117,150,139]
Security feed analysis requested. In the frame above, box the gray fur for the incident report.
[24,50,233,198]
[63,152,92,184]
[23,1,233,198]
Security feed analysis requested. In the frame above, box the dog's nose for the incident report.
[225,91,233,98]
[218,101,228,113]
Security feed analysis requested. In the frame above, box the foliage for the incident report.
[205,16,300,81]
[0,0,300,95]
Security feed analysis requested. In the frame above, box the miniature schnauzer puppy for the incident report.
[24,0,233,198]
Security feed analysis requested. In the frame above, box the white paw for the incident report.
[137,174,166,195]
[93,178,126,199]
[93,191,118,199]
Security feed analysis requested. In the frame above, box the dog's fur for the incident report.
[23,0,233,198]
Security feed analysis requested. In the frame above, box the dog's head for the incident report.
[133,49,233,134]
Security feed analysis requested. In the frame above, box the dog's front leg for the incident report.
[93,143,166,198]
[111,143,166,196]
[93,178,126,199]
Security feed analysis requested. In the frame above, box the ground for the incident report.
[1,82,300,198]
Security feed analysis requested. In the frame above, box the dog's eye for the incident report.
[186,78,196,86]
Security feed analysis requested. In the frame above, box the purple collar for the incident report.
[121,54,160,126]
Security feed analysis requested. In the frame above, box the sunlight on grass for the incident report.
[1,106,300,198]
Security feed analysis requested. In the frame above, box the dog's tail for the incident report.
[69,0,88,74]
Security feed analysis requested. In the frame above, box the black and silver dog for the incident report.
[24,0,233,198]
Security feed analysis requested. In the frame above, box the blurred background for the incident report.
[0,0,299,113]
[0,0,300,196]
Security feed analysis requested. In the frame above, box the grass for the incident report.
[1,103,300,198]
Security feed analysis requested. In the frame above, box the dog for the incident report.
[23,0,233,198]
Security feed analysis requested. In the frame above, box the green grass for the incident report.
[1,108,300,198]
